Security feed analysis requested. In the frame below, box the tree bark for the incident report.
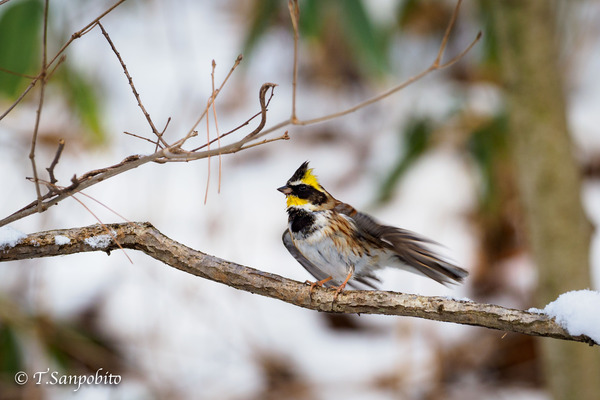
[0,222,596,346]
[491,1,600,399]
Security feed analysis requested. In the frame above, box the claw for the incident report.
[305,276,332,299]
[332,271,353,302]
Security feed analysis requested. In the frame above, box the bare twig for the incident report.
[46,138,65,186]
[124,131,161,145]
[1,81,276,227]
[2,0,480,230]
[204,81,212,204]
[155,117,171,152]
[177,54,243,148]
[190,86,275,153]
[1,222,596,347]
[288,0,300,123]
[98,22,168,149]
[0,67,37,79]
[210,60,223,193]
[28,0,51,211]
[238,131,289,151]
[253,0,481,140]
[164,82,277,161]
[67,195,133,264]
[242,83,276,140]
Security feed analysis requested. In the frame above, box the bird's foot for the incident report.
[305,276,332,299]
[332,271,353,302]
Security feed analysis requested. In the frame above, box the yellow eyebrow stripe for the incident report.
[302,168,320,190]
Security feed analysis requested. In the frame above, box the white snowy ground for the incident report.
[1,1,599,399]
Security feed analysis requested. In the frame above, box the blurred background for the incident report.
[1,0,599,399]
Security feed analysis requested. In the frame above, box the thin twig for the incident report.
[24,177,134,263]
[46,138,65,186]
[288,0,300,122]
[204,77,212,205]
[433,0,462,67]
[124,131,161,145]
[176,54,243,148]
[238,131,289,151]
[211,60,223,193]
[154,117,171,152]
[98,22,168,148]
[190,89,275,153]
[242,83,277,140]
[252,0,480,138]
[46,55,67,81]
[28,0,50,211]
[2,1,479,228]
[76,191,132,224]
[68,194,133,264]
[162,83,277,162]
[0,67,37,79]
[439,31,482,68]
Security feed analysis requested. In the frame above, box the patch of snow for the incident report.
[444,296,474,302]
[527,307,544,314]
[84,234,113,249]
[543,290,600,343]
[54,235,71,246]
[0,226,27,249]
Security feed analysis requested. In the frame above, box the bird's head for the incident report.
[278,161,333,209]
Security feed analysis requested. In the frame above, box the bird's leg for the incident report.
[332,270,353,301]
[305,276,333,299]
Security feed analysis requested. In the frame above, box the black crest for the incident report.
[288,161,310,184]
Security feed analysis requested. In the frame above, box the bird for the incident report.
[278,161,468,298]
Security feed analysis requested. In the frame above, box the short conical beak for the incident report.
[278,185,292,195]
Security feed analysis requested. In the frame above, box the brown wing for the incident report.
[335,203,468,285]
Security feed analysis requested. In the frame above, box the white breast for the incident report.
[290,211,385,285]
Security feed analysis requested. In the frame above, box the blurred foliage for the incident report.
[0,0,107,145]
[0,324,24,378]
[475,1,502,80]
[243,0,390,80]
[396,0,453,36]
[377,117,434,204]
[467,112,509,212]
[0,298,125,398]
[0,0,43,97]
[56,65,106,145]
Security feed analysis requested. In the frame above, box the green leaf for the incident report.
[377,117,433,204]
[299,0,322,38]
[0,0,43,98]
[242,0,280,57]
[467,113,508,211]
[0,324,24,376]
[58,66,106,145]
[339,0,389,76]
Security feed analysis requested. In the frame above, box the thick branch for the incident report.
[1,222,595,346]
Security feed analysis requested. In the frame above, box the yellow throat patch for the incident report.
[286,196,309,207]
[285,167,321,208]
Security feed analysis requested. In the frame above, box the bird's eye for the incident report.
[296,184,311,197]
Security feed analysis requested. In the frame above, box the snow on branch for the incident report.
[1,222,596,347]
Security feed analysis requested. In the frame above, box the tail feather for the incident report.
[350,211,468,285]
